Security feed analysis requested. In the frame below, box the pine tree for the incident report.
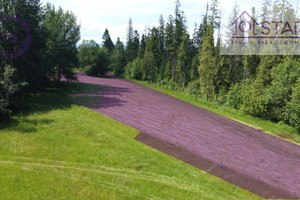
[126,18,134,43]
[261,0,272,21]
[110,38,126,76]
[198,25,217,100]
[142,46,156,82]
[165,15,174,54]
[133,30,140,58]
[102,28,115,53]
[138,34,146,58]
[176,32,189,88]
[125,18,139,63]
[242,7,260,80]
[165,15,175,78]
[172,0,186,82]
[226,2,244,83]
[209,0,221,31]
[158,14,166,76]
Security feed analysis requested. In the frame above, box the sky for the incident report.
[40,0,300,45]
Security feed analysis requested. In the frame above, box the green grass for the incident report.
[132,80,300,146]
[0,82,262,199]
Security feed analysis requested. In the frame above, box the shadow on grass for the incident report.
[0,118,55,133]
[69,81,130,109]
[0,80,131,132]
[76,72,121,79]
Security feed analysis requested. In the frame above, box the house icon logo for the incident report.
[232,11,258,37]
[222,9,300,55]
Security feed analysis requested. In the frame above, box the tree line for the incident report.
[1,0,299,132]
[78,0,300,131]
[0,0,80,121]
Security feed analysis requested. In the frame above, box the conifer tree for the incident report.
[125,18,139,63]
[102,28,115,53]
[176,32,189,88]
[198,25,217,100]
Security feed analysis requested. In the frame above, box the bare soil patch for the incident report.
[76,73,300,199]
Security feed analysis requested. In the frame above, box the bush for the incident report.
[78,40,109,77]
[83,65,96,76]
[82,48,109,76]
[187,80,201,96]
[110,41,126,77]
[262,57,300,121]
[226,83,242,109]
[125,58,143,80]
[0,98,10,122]
[96,48,109,75]
[0,66,27,121]
[284,78,300,131]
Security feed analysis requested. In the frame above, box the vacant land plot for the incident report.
[76,73,300,199]
[0,81,260,200]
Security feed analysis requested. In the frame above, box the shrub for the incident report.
[263,57,300,121]
[82,48,109,76]
[284,78,300,131]
[83,65,96,76]
[125,58,142,80]
[226,83,242,109]
[0,66,27,121]
[187,80,201,97]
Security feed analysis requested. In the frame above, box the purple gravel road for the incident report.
[76,73,300,199]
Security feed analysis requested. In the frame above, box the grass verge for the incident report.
[132,80,300,146]
[0,81,262,200]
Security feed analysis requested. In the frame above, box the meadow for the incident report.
[0,82,262,200]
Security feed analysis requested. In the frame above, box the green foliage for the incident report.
[96,48,110,75]
[224,57,300,131]
[198,25,217,100]
[82,65,95,76]
[78,40,100,69]
[189,55,199,81]
[135,79,300,143]
[2,0,300,134]
[138,34,146,58]
[187,80,201,96]
[0,1,81,121]
[102,28,115,53]
[264,57,300,120]
[125,19,140,63]
[0,98,10,122]
[78,40,109,76]
[110,38,126,77]
[0,66,27,121]
[0,82,263,199]
[142,50,156,81]
[226,83,243,109]
[43,4,80,82]
[285,78,300,131]
[176,33,190,88]
[125,58,143,80]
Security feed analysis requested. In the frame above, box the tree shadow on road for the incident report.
[0,81,131,131]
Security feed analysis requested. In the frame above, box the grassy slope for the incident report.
[132,80,300,146]
[0,82,262,200]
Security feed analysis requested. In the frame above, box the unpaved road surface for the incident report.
[76,73,300,199]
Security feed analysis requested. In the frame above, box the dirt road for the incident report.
[76,73,300,199]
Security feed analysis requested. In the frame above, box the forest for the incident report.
[0,0,80,120]
[1,0,300,132]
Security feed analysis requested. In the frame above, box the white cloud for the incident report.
[41,0,299,44]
